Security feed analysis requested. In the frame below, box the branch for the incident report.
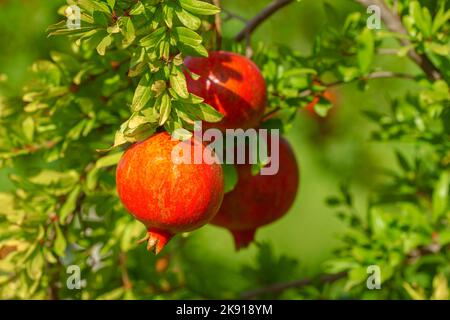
[240,272,347,299]
[235,0,295,42]
[326,70,416,87]
[222,8,248,23]
[354,0,442,81]
[212,0,222,50]
[262,71,415,121]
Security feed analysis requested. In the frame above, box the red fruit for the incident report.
[184,51,267,131]
[116,132,224,254]
[211,138,299,249]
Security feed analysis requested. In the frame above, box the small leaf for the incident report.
[54,224,67,257]
[159,93,172,125]
[96,34,114,56]
[432,171,449,222]
[132,73,153,112]
[22,117,35,142]
[357,28,374,73]
[175,7,201,30]
[222,164,238,193]
[174,26,203,46]
[179,0,220,16]
[59,185,81,223]
[96,152,123,169]
[170,67,189,99]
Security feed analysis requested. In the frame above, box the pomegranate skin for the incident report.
[211,138,299,249]
[184,51,267,131]
[116,132,224,254]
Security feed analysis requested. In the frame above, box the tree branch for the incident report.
[354,0,442,81]
[235,0,295,42]
[240,272,347,299]
[262,71,416,121]
[212,0,222,50]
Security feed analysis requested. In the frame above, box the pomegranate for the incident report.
[116,132,224,254]
[211,137,299,249]
[184,51,267,131]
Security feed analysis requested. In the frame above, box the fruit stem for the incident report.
[231,229,256,250]
[144,229,173,255]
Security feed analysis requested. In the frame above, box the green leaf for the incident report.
[179,0,220,16]
[163,3,175,28]
[222,164,238,193]
[159,93,172,125]
[432,4,450,34]
[175,7,201,30]
[22,117,35,142]
[59,185,81,223]
[131,73,153,112]
[174,26,203,46]
[96,34,113,56]
[120,17,136,44]
[93,10,109,27]
[357,28,374,73]
[432,171,449,222]
[170,67,189,99]
[140,27,166,47]
[107,0,116,10]
[180,102,223,123]
[27,252,44,280]
[96,152,123,169]
[54,224,67,257]
[425,42,450,56]
[78,0,111,14]
[130,1,145,15]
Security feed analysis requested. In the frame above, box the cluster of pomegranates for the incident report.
[116,51,300,254]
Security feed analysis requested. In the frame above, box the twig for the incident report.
[354,0,442,81]
[240,272,347,299]
[222,8,248,23]
[262,71,415,121]
[325,70,416,87]
[212,0,222,50]
[235,0,295,42]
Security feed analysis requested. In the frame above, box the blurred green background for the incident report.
[0,0,418,287]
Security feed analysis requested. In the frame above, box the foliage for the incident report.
[0,0,449,299]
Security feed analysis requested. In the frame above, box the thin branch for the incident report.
[222,8,248,23]
[212,0,222,50]
[235,0,295,42]
[354,0,442,81]
[240,272,347,299]
[262,71,416,121]
[326,70,416,87]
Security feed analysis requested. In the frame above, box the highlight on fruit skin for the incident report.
[116,132,225,255]
[184,50,267,131]
[211,137,299,250]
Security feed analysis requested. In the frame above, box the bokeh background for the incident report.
[0,0,420,295]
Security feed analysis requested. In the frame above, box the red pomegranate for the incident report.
[184,51,267,131]
[116,132,224,254]
[211,137,299,249]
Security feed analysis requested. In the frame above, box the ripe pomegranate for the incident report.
[211,137,299,249]
[116,132,224,254]
[184,51,267,131]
